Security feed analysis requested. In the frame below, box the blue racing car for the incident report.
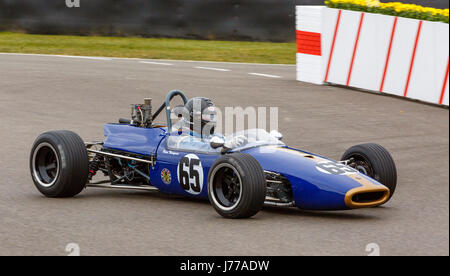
[30,90,397,218]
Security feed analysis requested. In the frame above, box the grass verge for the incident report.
[0,32,296,64]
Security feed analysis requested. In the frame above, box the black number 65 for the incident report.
[178,156,201,192]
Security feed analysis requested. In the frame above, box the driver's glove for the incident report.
[225,135,247,149]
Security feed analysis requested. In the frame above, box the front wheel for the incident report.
[30,130,89,197]
[208,153,266,219]
[341,143,397,203]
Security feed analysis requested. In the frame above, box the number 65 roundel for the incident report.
[177,154,204,195]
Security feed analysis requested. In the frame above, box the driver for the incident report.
[172,97,246,152]
[184,97,217,138]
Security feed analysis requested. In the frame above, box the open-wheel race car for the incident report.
[30,90,397,218]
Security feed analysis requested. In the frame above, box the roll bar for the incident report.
[152,90,188,130]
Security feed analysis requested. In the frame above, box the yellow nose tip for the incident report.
[345,186,390,209]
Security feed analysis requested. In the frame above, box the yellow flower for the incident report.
[366,0,380,8]
[325,0,449,23]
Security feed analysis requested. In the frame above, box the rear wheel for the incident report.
[341,143,397,202]
[30,130,89,197]
[208,153,266,219]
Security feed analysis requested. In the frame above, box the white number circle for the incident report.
[177,154,204,195]
[316,161,358,175]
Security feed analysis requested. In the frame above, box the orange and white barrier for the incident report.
[296,6,449,106]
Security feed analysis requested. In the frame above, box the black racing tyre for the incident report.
[207,153,266,219]
[341,143,397,202]
[30,130,89,198]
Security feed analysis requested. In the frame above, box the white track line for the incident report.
[57,56,113,61]
[139,61,173,66]
[248,72,282,78]
[194,66,230,72]
[0,52,295,66]
[0,53,112,60]
[168,59,294,67]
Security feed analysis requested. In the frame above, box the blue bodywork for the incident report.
[243,147,373,210]
[104,124,166,156]
[102,123,387,210]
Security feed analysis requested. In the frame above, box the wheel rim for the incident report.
[32,142,60,187]
[350,154,374,178]
[209,164,243,211]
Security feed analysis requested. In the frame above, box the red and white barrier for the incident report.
[296,6,449,106]
[296,6,325,85]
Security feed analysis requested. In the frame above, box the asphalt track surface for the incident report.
[0,53,448,256]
